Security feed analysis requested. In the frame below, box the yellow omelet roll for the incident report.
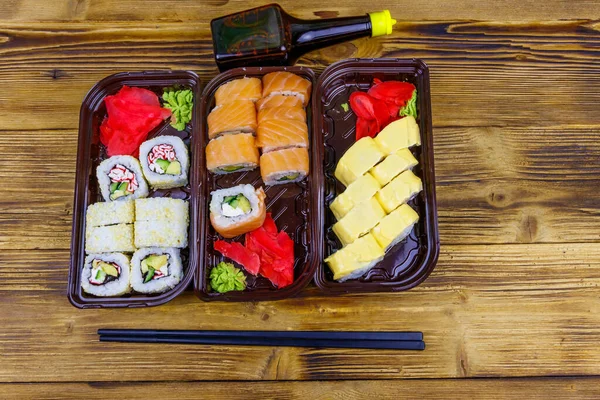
[325,233,384,281]
[375,170,423,213]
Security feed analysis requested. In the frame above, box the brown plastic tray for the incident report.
[313,58,439,294]
[68,70,202,308]
[194,66,324,301]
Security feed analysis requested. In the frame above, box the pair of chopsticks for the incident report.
[98,329,425,350]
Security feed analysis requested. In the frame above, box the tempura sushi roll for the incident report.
[134,198,189,248]
[335,137,385,187]
[374,116,421,155]
[139,135,189,189]
[262,72,312,106]
[371,204,419,251]
[369,148,419,186]
[85,224,136,253]
[256,94,303,111]
[81,253,131,296]
[332,196,386,246]
[256,119,308,152]
[260,147,309,185]
[215,77,262,106]
[329,173,381,220]
[257,106,306,125]
[210,184,266,238]
[207,100,257,139]
[86,200,134,227]
[325,234,384,282]
[97,155,149,202]
[130,247,183,294]
[205,133,259,174]
[375,170,423,213]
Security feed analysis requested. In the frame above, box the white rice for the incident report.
[81,253,131,296]
[86,200,134,228]
[139,136,189,189]
[133,198,189,248]
[135,198,189,222]
[85,224,136,253]
[209,184,263,231]
[130,247,183,294]
[97,155,149,202]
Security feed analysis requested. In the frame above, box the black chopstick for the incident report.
[99,335,425,350]
[97,329,423,342]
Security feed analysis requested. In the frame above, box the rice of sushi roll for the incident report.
[139,136,189,189]
[97,155,149,202]
[134,198,189,248]
[85,223,136,253]
[81,253,131,296]
[130,247,183,294]
[86,200,134,227]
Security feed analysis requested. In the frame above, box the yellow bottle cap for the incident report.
[368,10,397,37]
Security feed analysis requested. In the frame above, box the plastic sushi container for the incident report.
[68,71,202,308]
[313,58,440,294]
[194,66,324,302]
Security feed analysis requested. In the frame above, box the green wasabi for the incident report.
[210,262,247,293]
[162,88,194,131]
[341,102,349,112]
[399,89,417,119]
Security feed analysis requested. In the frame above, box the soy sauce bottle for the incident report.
[211,4,396,71]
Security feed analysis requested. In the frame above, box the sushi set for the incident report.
[68,59,439,308]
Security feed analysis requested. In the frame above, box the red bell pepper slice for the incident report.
[214,240,261,275]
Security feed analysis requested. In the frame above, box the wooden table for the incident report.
[2,0,600,398]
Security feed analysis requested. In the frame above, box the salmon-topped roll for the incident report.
[206,133,260,174]
[262,72,312,106]
[214,77,262,107]
[256,95,303,111]
[207,100,257,139]
[260,147,309,185]
[256,119,309,152]
[258,106,306,125]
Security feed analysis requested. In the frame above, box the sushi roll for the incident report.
[257,106,306,125]
[375,170,423,213]
[85,223,136,253]
[374,116,421,155]
[256,94,303,111]
[207,100,257,139]
[215,77,262,106]
[256,119,309,152]
[329,173,381,220]
[139,136,189,189]
[210,184,266,238]
[86,200,134,227]
[371,204,419,252]
[134,198,189,248]
[260,147,309,185]
[325,234,384,282]
[81,253,131,296]
[369,148,419,186]
[97,155,149,202]
[130,247,183,294]
[334,137,385,187]
[205,133,259,174]
[262,72,312,106]
[332,196,386,246]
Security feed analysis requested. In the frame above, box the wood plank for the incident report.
[1,125,599,249]
[2,243,600,381]
[1,0,599,22]
[3,378,600,399]
[1,21,600,129]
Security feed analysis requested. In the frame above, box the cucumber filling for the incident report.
[221,194,252,217]
[141,254,169,283]
[219,165,244,173]
[277,173,300,181]
[89,260,121,285]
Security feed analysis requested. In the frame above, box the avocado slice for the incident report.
[117,182,129,192]
[278,173,300,181]
[236,196,251,213]
[220,165,243,172]
[165,160,181,175]
[110,182,119,193]
[110,190,126,200]
[141,259,149,274]
[156,158,171,172]
[144,267,155,283]
[146,254,168,269]
[100,262,119,277]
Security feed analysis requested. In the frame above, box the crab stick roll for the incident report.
[209,184,266,238]
[375,170,423,213]
[130,247,183,294]
[85,224,136,253]
[134,198,189,248]
[81,253,131,296]
[139,135,189,189]
[207,100,257,139]
[334,137,385,187]
[97,155,149,202]
[215,77,262,106]
[262,72,312,106]
[260,147,309,185]
[205,133,259,174]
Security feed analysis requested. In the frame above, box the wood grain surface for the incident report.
[1,0,600,397]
